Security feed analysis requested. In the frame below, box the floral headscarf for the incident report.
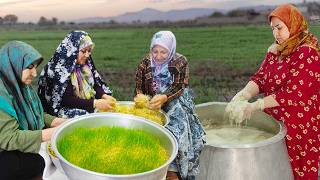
[38,31,112,117]
[0,41,44,130]
[70,34,96,100]
[79,35,94,50]
[268,4,320,57]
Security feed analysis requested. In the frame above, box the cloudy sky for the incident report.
[0,0,304,22]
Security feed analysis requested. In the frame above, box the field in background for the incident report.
[1,25,319,104]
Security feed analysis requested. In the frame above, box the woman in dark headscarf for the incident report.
[0,41,65,179]
[38,30,116,118]
[226,4,320,179]
[135,31,206,180]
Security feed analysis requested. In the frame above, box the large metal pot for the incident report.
[51,113,178,180]
[195,102,293,180]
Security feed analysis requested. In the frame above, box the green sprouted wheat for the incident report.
[57,126,169,175]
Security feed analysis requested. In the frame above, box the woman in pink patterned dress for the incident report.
[226,4,320,179]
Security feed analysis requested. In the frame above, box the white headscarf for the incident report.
[150,31,176,68]
[150,31,176,93]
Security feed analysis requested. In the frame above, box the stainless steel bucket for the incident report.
[51,112,178,180]
[195,102,293,180]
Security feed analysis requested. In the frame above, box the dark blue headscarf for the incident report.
[0,41,44,130]
[38,31,112,117]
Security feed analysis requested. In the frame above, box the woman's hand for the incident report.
[50,118,66,127]
[134,94,150,108]
[94,99,115,111]
[231,90,251,102]
[42,127,58,142]
[226,99,264,124]
[102,94,117,102]
[268,43,279,55]
[134,94,147,102]
[149,94,167,110]
[101,94,117,109]
[242,100,263,121]
[229,81,259,102]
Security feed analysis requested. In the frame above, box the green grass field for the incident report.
[1,25,319,103]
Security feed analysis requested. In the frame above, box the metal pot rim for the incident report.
[51,112,178,177]
[196,102,287,149]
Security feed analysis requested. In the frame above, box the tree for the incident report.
[3,14,18,24]
[52,17,58,25]
[109,19,117,24]
[227,9,247,17]
[210,12,224,18]
[247,9,260,20]
[38,16,58,25]
[38,16,48,25]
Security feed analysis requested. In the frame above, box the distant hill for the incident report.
[76,8,218,23]
[237,5,276,12]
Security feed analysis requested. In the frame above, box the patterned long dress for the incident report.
[135,53,206,179]
[251,45,320,179]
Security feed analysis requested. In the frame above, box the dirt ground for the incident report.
[190,60,259,103]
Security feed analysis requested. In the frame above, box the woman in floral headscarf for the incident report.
[38,30,116,118]
[0,41,65,179]
[134,31,206,180]
[226,4,320,179]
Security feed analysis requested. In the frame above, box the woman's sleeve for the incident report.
[43,113,55,128]
[164,56,189,102]
[273,46,320,107]
[92,70,112,98]
[135,60,145,95]
[94,83,105,99]
[250,52,273,94]
[61,83,94,112]
[0,110,42,153]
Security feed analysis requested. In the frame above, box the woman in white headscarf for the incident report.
[134,31,206,180]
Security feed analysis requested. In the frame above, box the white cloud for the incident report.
[0,0,40,6]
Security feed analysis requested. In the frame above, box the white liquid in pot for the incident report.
[206,126,274,145]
